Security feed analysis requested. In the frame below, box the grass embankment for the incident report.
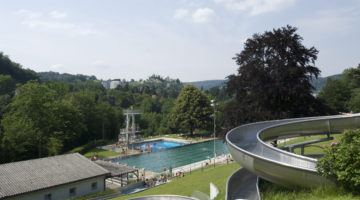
[83,148,120,159]
[260,179,359,200]
[278,134,343,155]
[111,162,241,200]
[68,140,120,159]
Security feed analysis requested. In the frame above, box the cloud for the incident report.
[14,9,102,36]
[214,0,296,16]
[49,10,67,19]
[299,8,360,34]
[173,8,189,20]
[93,60,111,70]
[14,9,42,19]
[192,8,215,23]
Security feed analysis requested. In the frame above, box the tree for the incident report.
[1,81,86,162]
[318,78,350,112]
[169,85,212,135]
[318,64,360,113]
[0,75,16,95]
[225,25,333,127]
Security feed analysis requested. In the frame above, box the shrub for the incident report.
[317,129,360,192]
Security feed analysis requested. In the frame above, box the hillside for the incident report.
[0,52,38,83]
[185,80,226,90]
[186,75,342,93]
[37,71,97,83]
[311,74,342,94]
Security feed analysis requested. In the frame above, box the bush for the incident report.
[317,129,360,192]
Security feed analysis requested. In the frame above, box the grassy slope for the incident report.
[260,179,359,200]
[111,162,241,200]
[83,148,120,159]
[278,134,343,155]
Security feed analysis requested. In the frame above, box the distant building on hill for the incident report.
[101,80,111,89]
[0,153,110,200]
[110,79,122,89]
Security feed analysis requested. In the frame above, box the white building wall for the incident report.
[110,81,121,89]
[8,176,106,200]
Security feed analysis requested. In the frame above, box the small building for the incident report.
[110,79,121,89]
[0,153,110,200]
[95,160,139,187]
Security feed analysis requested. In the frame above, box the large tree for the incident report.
[225,25,333,127]
[169,85,212,135]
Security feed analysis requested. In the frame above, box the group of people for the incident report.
[144,175,167,187]
[175,171,185,178]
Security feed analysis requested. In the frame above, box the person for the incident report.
[141,174,145,181]
[270,140,278,147]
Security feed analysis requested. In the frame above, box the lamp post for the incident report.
[211,99,217,168]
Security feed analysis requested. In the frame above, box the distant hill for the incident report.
[184,80,226,90]
[37,71,97,83]
[311,74,342,94]
[186,74,342,93]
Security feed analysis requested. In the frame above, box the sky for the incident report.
[0,0,360,82]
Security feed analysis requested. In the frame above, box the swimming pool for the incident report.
[128,139,186,152]
[109,140,228,173]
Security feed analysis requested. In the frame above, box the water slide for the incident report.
[225,114,360,200]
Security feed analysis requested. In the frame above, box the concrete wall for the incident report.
[8,176,106,200]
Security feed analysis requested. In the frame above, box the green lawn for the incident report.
[111,162,241,200]
[260,179,359,200]
[278,134,343,155]
[83,148,120,159]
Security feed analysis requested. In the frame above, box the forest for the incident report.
[0,52,229,163]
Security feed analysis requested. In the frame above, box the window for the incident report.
[69,187,76,197]
[91,182,98,190]
[44,193,52,200]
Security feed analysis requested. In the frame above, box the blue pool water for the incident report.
[109,140,228,173]
[128,140,186,152]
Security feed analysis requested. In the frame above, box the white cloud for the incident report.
[299,8,360,34]
[173,8,189,20]
[14,9,102,36]
[214,0,296,16]
[14,9,42,19]
[49,64,68,72]
[49,10,67,19]
[192,8,215,23]
[93,60,111,70]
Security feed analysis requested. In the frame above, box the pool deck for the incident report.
[171,153,232,175]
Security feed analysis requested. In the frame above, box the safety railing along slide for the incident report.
[225,114,360,200]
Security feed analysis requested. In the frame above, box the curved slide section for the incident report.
[226,114,360,200]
